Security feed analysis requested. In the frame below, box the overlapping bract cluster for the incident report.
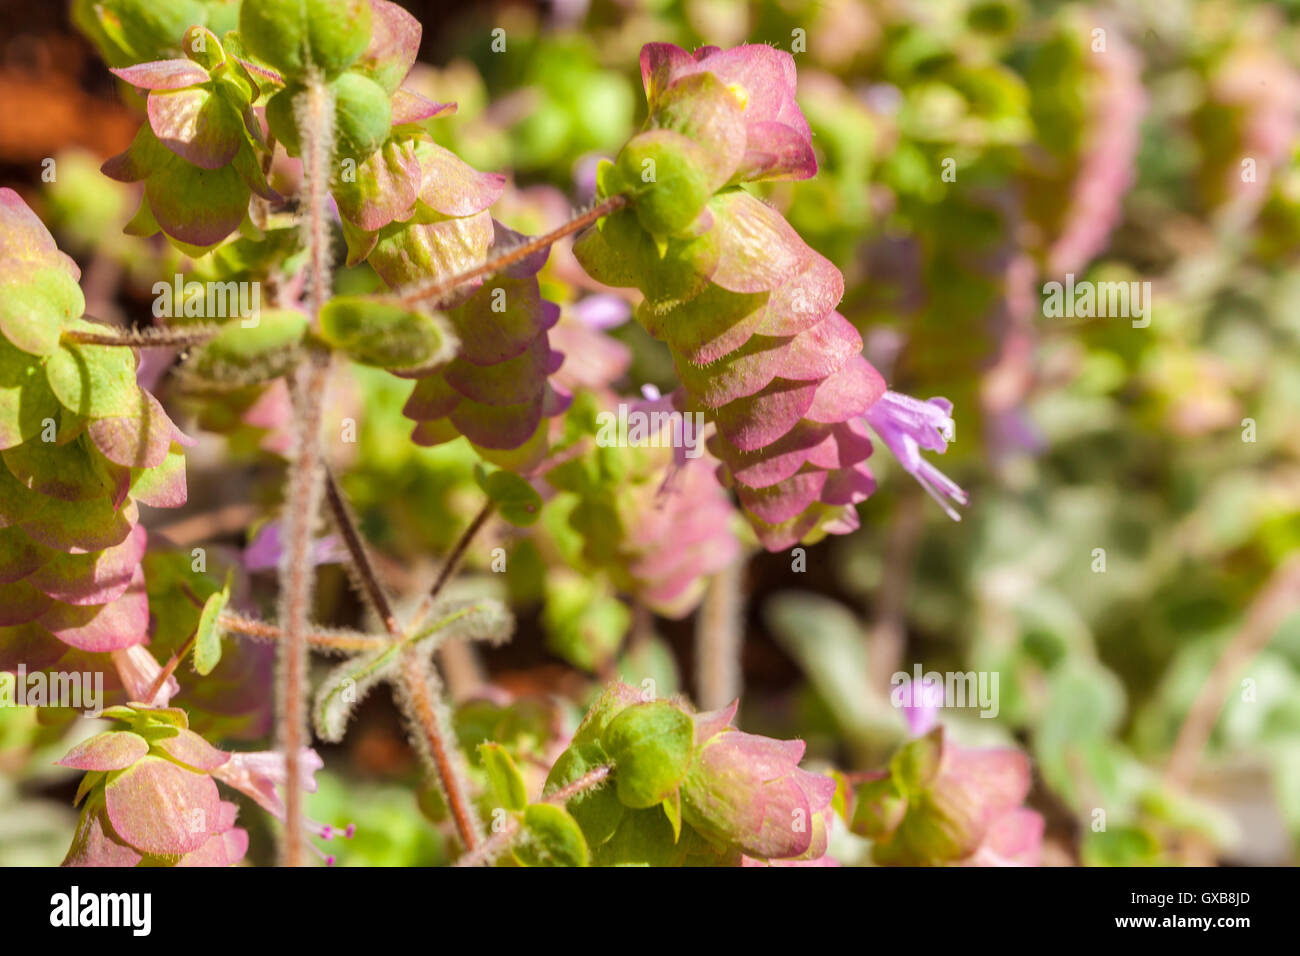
[60,701,346,867]
[544,683,836,865]
[102,27,277,248]
[0,191,187,666]
[547,395,740,619]
[848,727,1043,867]
[575,43,887,549]
[61,705,250,867]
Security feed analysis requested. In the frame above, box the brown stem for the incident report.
[322,467,402,638]
[396,651,481,851]
[144,631,197,704]
[319,468,485,855]
[219,612,390,653]
[279,352,331,869]
[455,764,612,868]
[1165,555,1300,789]
[409,501,495,630]
[63,322,221,348]
[394,194,627,310]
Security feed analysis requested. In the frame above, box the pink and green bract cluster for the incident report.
[102,27,277,249]
[544,683,836,865]
[575,43,887,549]
[60,700,348,867]
[0,190,188,672]
[393,219,570,473]
[547,394,740,619]
[848,726,1044,867]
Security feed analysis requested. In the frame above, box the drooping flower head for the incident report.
[569,43,917,549]
[59,702,350,866]
[640,42,817,183]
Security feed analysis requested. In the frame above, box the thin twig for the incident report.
[144,631,197,703]
[63,322,222,348]
[393,194,627,309]
[409,501,495,630]
[1165,555,1300,789]
[220,612,390,653]
[322,467,403,637]
[319,466,487,853]
[455,764,612,868]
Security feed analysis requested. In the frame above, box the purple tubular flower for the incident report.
[864,391,968,521]
[896,677,944,737]
[213,747,353,864]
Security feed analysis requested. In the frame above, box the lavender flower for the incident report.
[864,391,968,521]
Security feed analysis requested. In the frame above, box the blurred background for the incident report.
[2,0,1299,866]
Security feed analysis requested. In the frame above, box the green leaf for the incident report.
[479,742,528,812]
[184,309,307,387]
[0,266,84,356]
[238,0,373,81]
[318,296,452,370]
[513,803,588,867]
[602,701,694,809]
[192,571,231,676]
[473,465,542,527]
[0,336,61,449]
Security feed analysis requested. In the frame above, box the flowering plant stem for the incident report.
[277,72,335,868]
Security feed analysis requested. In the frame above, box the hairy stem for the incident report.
[1165,555,1300,789]
[278,72,336,868]
[220,612,390,653]
[409,501,495,631]
[323,468,402,637]
[394,194,627,309]
[695,560,745,710]
[455,764,612,868]
[320,466,487,855]
[64,322,221,348]
[395,651,482,851]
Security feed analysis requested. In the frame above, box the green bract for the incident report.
[238,0,373,80]
[318,296,453,371]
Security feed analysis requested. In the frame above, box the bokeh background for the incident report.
[2,0,1299,866]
